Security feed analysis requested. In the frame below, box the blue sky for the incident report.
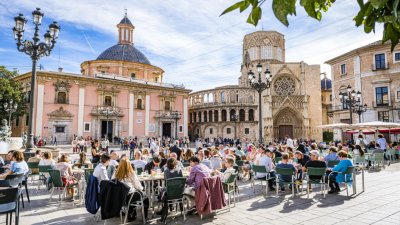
[0,0,383,91]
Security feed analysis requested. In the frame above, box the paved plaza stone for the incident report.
[1,157,400,225]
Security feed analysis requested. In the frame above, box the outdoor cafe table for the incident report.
[138,171,190,217]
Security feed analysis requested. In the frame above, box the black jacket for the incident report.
[99,179,130,220]
[145,159,167,174]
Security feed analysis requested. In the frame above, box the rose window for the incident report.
[274,76,295,96]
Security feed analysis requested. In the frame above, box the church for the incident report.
[11,14,191,143]
[188,31,323,142]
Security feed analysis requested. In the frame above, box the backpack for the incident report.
[85,174,100,214]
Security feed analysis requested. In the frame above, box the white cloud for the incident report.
[0,0,388,91]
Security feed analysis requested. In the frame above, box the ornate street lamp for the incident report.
[248,62,272,144]
[354,103,368,123]
[3,100,18,127]
[13,8,60,152]
[338,85,366,143]
[171,110,182,140]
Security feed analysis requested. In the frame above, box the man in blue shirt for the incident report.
[276,153,296,191]
[326,150,353,194]
[324,146,340,165]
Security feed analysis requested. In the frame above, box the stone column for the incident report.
[145,94,150,136]
[218,109,222,122]
[128,92,134,137]
[77,86,85,136]
[35,83,45,136]
[183,98,188,137]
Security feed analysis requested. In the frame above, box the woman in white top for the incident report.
[114,158,149,221]
[54,154,75,198]
[214,157,236,182]
[39,151,55,168]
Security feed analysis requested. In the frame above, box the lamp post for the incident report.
[354,103,368,123]
[171,110,182,140]
[13,8,60,152]
[102,106,114,141]
[339,85,364,143]
[248,62,272,144]
[231,114,239,140]
[3,100,18,127]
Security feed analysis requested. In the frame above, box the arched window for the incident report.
[204,94,208,103]
[104,96,112,106]
[194,112,197,123]
[209,111,213,122]
[165,101,171,111]
[204,111,207,122]
[230,109,236,120]
[208,93,214,103]
[214,110,218,122]
[198,111,202,122]
[57,92,67,104]
[222,110,227,121]
[239,109,245,121]
[137,99,143,109]
[248,109,254,121]
[220,91,225,103]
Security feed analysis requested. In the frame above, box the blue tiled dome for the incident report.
[96,44,151,65]
[321,77,332,90]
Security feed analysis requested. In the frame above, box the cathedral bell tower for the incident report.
[117,11,135,45]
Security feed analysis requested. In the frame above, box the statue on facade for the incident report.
[0,119,12,141]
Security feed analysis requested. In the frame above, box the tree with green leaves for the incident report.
[221,0,400,51]
[0,66,26,126]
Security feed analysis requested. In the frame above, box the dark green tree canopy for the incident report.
[221,0,400,51]
[0,66,26,123]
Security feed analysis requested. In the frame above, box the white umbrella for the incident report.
[317,123,351,129]
[351,121,400,129]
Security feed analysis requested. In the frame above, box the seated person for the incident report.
[74,152,92,168]
[109,151,120,167]
[131,151,147,171]
[164,158,183,180]
[93,154,111,183]
[0,151,29,179]
[187,156,211,191]
[254,148,275,191]
[114,158,149,222]
[214,157,235,182]
[209,150,222,170]
[326,150,353,194]
[303,150,326,191]
[39,151,55,167]
[197,150,211,169]
[324,146,340,165]
[168,153,183,170]
[27,149,42,174]
[276,153,296,191]
[144,155,165,174]
[54,154,76,199]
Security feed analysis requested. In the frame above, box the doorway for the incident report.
[101,120,113,141]
[279,125,293,140]
[162,123,172,138]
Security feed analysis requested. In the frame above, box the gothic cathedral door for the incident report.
[279,125,293,139]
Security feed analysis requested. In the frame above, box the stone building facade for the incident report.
[321,73,333,126]
[326,41,400,141]
[189,31,323,142]
[11,14,190,143]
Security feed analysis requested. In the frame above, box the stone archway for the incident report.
[273,107,303,140]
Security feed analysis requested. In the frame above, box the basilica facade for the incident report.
[11,14,190,143]
[189,31,323,142]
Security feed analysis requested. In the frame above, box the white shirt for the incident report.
[256,155,274,178]
[286,138,294,148]
[101,140,109,149]
[39,159,55,168]
[93,163,109,183]
[355,138,367,148]
[109,159,119,167]
[132,159,147,170]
